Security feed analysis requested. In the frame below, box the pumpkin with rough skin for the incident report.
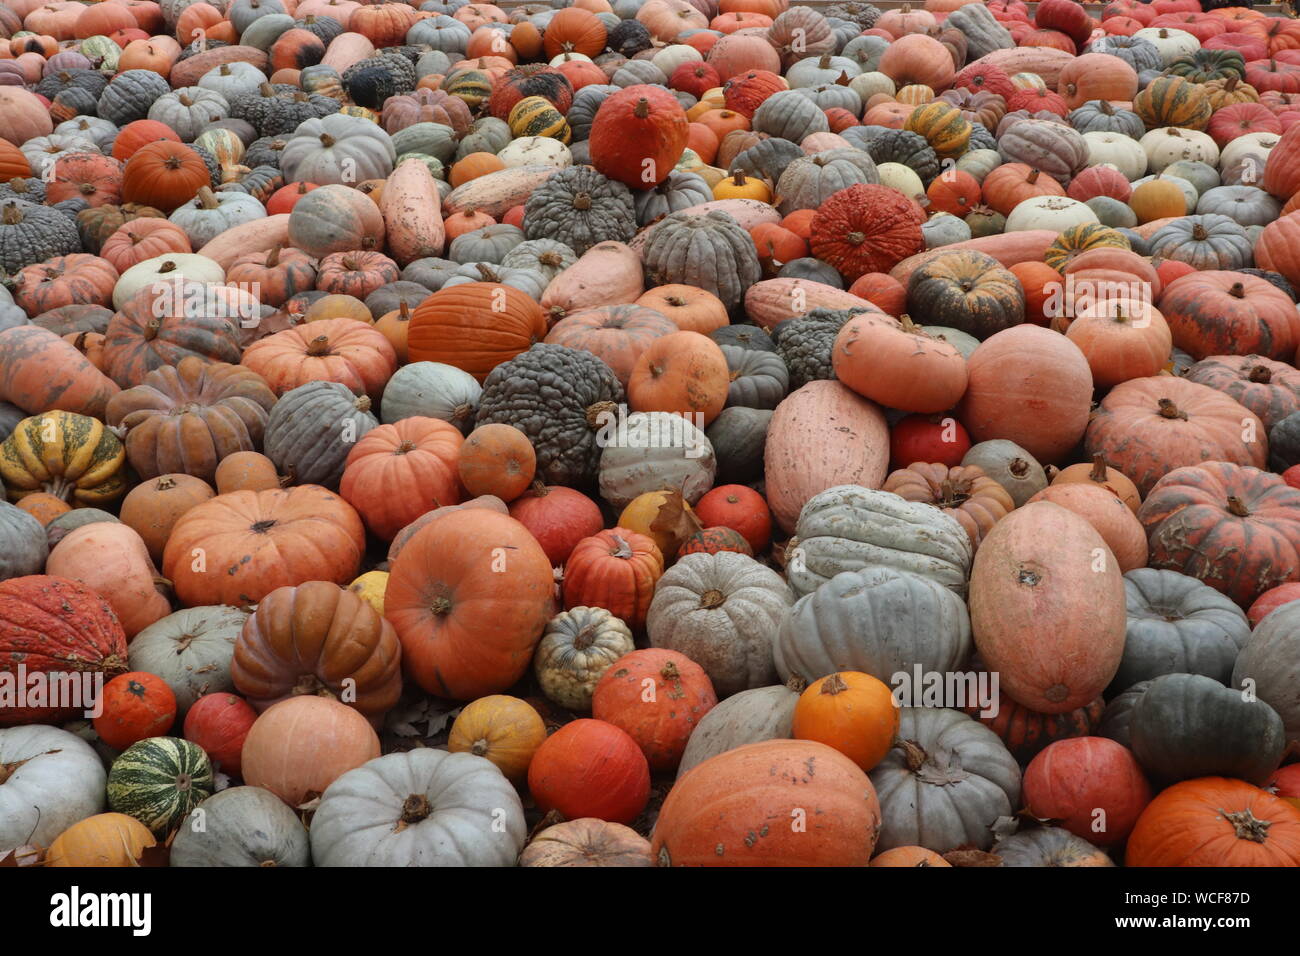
[1126,777,1300,867]
[527,718,650,825]
[883,462,1015,551]
[163,485,365,608]
[1138,462,1300,611]
[653,738,882,866]
[231,580,401,721]
[869,707,1020,854]
[970,502,1126,714]
[593,648,717,771]
[339,417,463,540]
[386,508,554,700]
[0,411,127,507]
[524,164,636,257]
[533,606,635,712]
[642,210,762,311]
[241,696,380,808]
[1086,377,1267,499]
[1184,355,1300,431]
[646,551,792,697]
[474,344,624,488]
[809,183,926,280]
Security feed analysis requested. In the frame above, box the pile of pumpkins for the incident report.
[3,0,1300,869]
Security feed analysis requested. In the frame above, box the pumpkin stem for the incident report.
[572,192,592,211]
[354,395,372,413]
[585,399,617,430]
[660,661,680,681]
[259,82,275,97]
[820,672,849,696]
[1099,100,1114,116]
[398,301,410,320]
[1226,495,1250,518]
[1228,282,1246,299]
[1191,223,1208,241]
[609,534,633,560]
[1249,364,1272,384]
[395,439,417,455]
[196,186,218,210]
[1157,398,1186,420]
[155,476,177,491]
[470,739,490,757]
[319,133,335,148]
[786,674,808,694]
[397,794,432,827]
[306,334,331,356]
[633,97,651,119]
[430,596,452,615]
[1008,458,1030,479]
[1088,454,1109,482]
[698,588,725,610]
[1,203,22,226]
[265,244,282,267]
[572,622,598,650]
[1026,169,1040,184]
[1223,807,1271,843]
[901,739,928,773]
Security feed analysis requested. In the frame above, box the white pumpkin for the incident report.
[876,162,925,200]
[0,725,106,852]
[169,186,268,247]
[1140,126,1219,173]
[1133,26,1200,64]
[128,605,248,717]
[598,410,716,508]
[171,787,310,867]
[548,51,593,66]
[787,54,862,89]
[1004,195,1098,233]
[677,682,801,776]
[280,113,397,187]
[148,87,230,142]
[1220,132,1279,179]
[198,61,268,100]
[651,43,702,77]
[646,551,794,697]
[380,361,482,429]
[848,71,894,103]
[496,136,572,169]
[112,253,226,309]
[1083,131,1148,181]
[310,749,526,866]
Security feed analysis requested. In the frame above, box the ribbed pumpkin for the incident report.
[339,417,463,540]
[1,411,126,506]
[1127,777,1300,866]
[1134,75,1213,130]
[651,739,883,866]
[883,462,1016,550]
[407,282,547,383]
[904,101,972,160]
[45,813,156,867]
[447,695,546,784]
[809,184,926,280]
[121,141,212,213]
[563,528,664,632]
[970,502,1127,714]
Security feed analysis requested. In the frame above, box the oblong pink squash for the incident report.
[969,502,1126,714]
[958,325,1093,465]
[197,214,291,272]
[744,279,881,330]
[765,379,890,533]
[443,165,560,218]
[889,231,1058,286]
[540,241,644,322]
[45,522,172,639]
[380,157,445,265]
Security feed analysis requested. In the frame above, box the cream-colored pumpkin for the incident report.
[651,44,702,77]
[1133,26,1200,64]
[848,71,895,102]
[1083,131,1148,181]
[112,253,225,309]
[876,162,925,200]
[1219,132,1279,176]
[496,136,572,169]
[1004,195,1099,233]
[1140,127,1219,173]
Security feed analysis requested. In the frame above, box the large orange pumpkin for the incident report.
[626,331,729,426]
[589,84,689,188]
[162,485,366,608]
[969,501,1127,714]
[651,739,883,866]
[384,508,555,700]
[1127,777,1300,866]
[592,648,717,771]
[407,282,547,382]
[339,417,464,540]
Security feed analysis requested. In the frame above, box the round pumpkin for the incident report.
[792,671,900,772]
[592,648,718,771]
[527,718,651,824]
[447,695,546,784]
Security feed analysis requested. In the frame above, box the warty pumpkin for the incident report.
[809,183,927,281]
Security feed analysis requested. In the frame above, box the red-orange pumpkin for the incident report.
[1023,737,1152,847]
[93,672,178,750]
[592,648,717,771]
[1126,777,1300,866]
[527,718,651,824]
[339,417,464,540]
[589,84,689,188]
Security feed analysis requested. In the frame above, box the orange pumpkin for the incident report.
[543,6,606,58]
[118,473,216,565]
[447,694,546,783]
[457,423,536,502]
[627,331,729,425]
[563,528,664,631]
[240,318,397,399]
[833,314,967,414]
[592,648,717,771]
[527,718,651,824]
[339,417,464,540]
[121,141,211,212]
[407,282,547,382]
[1127,777,1300,866]
[651,739,883,866]
[385,508,555,700]
[1051,454,1142,514]
[634,285,729,334]
[93,672,178,750]
[870,846,953,867]
[213,451,283,495]
[45,814,157,867]
[792,671,900,772]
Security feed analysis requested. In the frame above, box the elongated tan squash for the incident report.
[540,241,644,322]
[0,326,119,419]
[765,380,890,533]
[381,158,444,265]
[443,166,560,218]
[889,230,1058,285]
[322,32,374,73]
[969,502,1126,715]
[197,214,291,271]
[970,48,1074,88]
[744,279,881,330]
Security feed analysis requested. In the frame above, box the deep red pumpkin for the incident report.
[889,413,972,470]
[810,184,926,280]
[592,648,718,772]
[507,484,604,566]
[183,692,259,777]
[1023,737,1152,847]
[1138,462,1300,609]
[692,484,772,553]
[0,575,128,726]
[589,84,689,188]
[527,718,650,824]
[93,671,177,749]
[1247,582,1300,627]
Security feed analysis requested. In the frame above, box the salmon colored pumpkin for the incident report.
[458,423,536,502]
[46,522,172,638]
[339,417,464,540]
[627,331,729,425]
[118,473,216,565]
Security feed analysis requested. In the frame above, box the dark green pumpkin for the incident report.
[106,736,215,836]
[777,257,843,287]
[720,345,789,410]
[1269,411,1300,471]
[771,307,853,390]
[1097,680,1151,750]
[342,53,417,110]
[710,324,776,353]
[705,406,772,484]
[862,129,941,184]
[1128,672,1285,786]
[906,250,1025,340]
[1167,48,1246,83]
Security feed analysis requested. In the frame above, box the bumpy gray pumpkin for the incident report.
[499,238,576,284]
[1232,598,1300,748]
[675,682,801,776]
[0,501,48,582]
[0,200,81,273]
[997,119,1089,183]
[995,827,1114,867]
[171,786,310,867]
[1117,568,1250,692]
[771,307,851,390]
[775,565,972,685]
[646,552,793,697]
[475,343,624,486]
[869,707,1021,853]
[523,166,635,256]
[98,69,172,125]
[597,410,716,509]
[752,89,831,142]
[643,210,761,311]
[788,485,973,597]
[264,381,379,487]
[945,2,1013,59]
[775,149,878,216]
[729,137,805,184]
